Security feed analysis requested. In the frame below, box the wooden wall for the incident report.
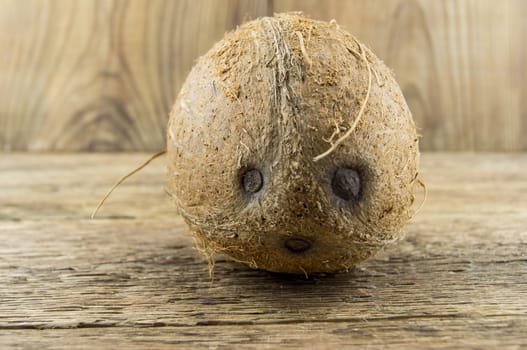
[1,0,526,152]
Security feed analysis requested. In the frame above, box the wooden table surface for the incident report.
[1,153,526,349]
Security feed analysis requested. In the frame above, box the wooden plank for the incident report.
[0,0,269,152]
[0,153,526,348]
[1,317,525,349]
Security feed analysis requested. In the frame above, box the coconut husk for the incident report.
[166,13,420,274]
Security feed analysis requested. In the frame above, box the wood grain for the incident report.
[0,153,526,348]
[1,0,526,152]
[0,0,269,151]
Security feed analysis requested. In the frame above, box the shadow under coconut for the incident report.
[201,257,390,313]
[120,241,416,324]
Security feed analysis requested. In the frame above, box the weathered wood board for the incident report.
[0,153,526,348]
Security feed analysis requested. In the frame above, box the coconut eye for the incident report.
[242,169,264,193]
[331,167,360,201]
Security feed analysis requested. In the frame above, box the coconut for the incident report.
[166,13,420,274]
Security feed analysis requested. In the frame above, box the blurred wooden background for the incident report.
[1,0,526,152]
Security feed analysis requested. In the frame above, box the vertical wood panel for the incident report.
[0,0,269,151]
[0,0,526,151]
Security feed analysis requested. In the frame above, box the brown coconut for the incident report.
[166,13,420,274]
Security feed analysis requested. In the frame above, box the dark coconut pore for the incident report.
[166,13,419,274]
